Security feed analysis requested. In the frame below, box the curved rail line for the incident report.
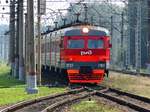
[1,86,150,112]
[41,86,150,112]
[93,86,150,112]
[0,88,85,112]
[110,69,150,77]
[41,91,96,112]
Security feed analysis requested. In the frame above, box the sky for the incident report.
[0,0,70,25]
[0,0,10,24]
[0,0,126,25]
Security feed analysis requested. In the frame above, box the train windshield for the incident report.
[88,39,103,49]
[68,39,84,49]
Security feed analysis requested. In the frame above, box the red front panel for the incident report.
[60,35,111,84]
[67,69,105,84]
[62,49,108,62]
[61,36,110,62]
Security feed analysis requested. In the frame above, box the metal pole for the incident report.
[91,16,93,25]
[54,22,58,29]
[110,16,113,38]
[0,37,1,59]
[25,13,28,84]
[45,35,47,66]
[135,1,141,73]
[6,34,9,62]
[99,15,101,26]
[3,35,6,62]
[9,0,15,76]
[84,4,88,23]
[127,1,131,69]
[26,0,38,94]
[62,18,67,26]
[37,0,42,85]
[121,12,124,68]
[75,13,80,22]
[4,36,6,62]
[18,0,25,81]
[0,38,2,60]
[2,36,4,61]
[14,1,19,78]
[110,16,114,67]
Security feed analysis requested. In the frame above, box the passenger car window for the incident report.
[68,39,84,49]
[88,39,103,49]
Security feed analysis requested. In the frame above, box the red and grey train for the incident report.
[39,25,111,84]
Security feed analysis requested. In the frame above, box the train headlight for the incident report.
[82,27,89,33]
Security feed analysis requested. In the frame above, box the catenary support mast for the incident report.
[18,0,25,81]
[26,0,38,94]
[14,0,19,78]
[9,0,15,76]
[37,0,42,86]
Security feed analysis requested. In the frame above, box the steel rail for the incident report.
[110,69,150,77]
[109,88,150,103]
[85,85,150,112]
[0,88,85,112]
[41,91,96,112]
[96,91,150,112]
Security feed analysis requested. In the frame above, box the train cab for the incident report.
[60,26,111,83]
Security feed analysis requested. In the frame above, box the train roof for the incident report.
[63,26,110,36]
[43,25,110,37]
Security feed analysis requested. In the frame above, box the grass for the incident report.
[68,100,122,112]
[0,64,24,88]
[0,64,10,75]
[0,87,66,106]
[0,64,66,106]
[102,71,150,98]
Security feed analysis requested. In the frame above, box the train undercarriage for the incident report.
[41,65,108,85]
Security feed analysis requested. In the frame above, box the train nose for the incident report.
[79,66,92,74]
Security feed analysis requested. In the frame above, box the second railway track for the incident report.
[40,86,150,112]
[0,88,86,112]
[110,69,150,77]
[1,86,150,112]
[94,87,150,112]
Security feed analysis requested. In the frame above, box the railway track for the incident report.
[110,69,150,77]
[41,91,95,112]
[94,87,150,112]
[0,88,86,112]
[41,86,150,112]
[1,86,150,112]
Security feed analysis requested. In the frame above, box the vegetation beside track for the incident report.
[0,64,66,106]
[102,71,150,98]
[68,100,121,112]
